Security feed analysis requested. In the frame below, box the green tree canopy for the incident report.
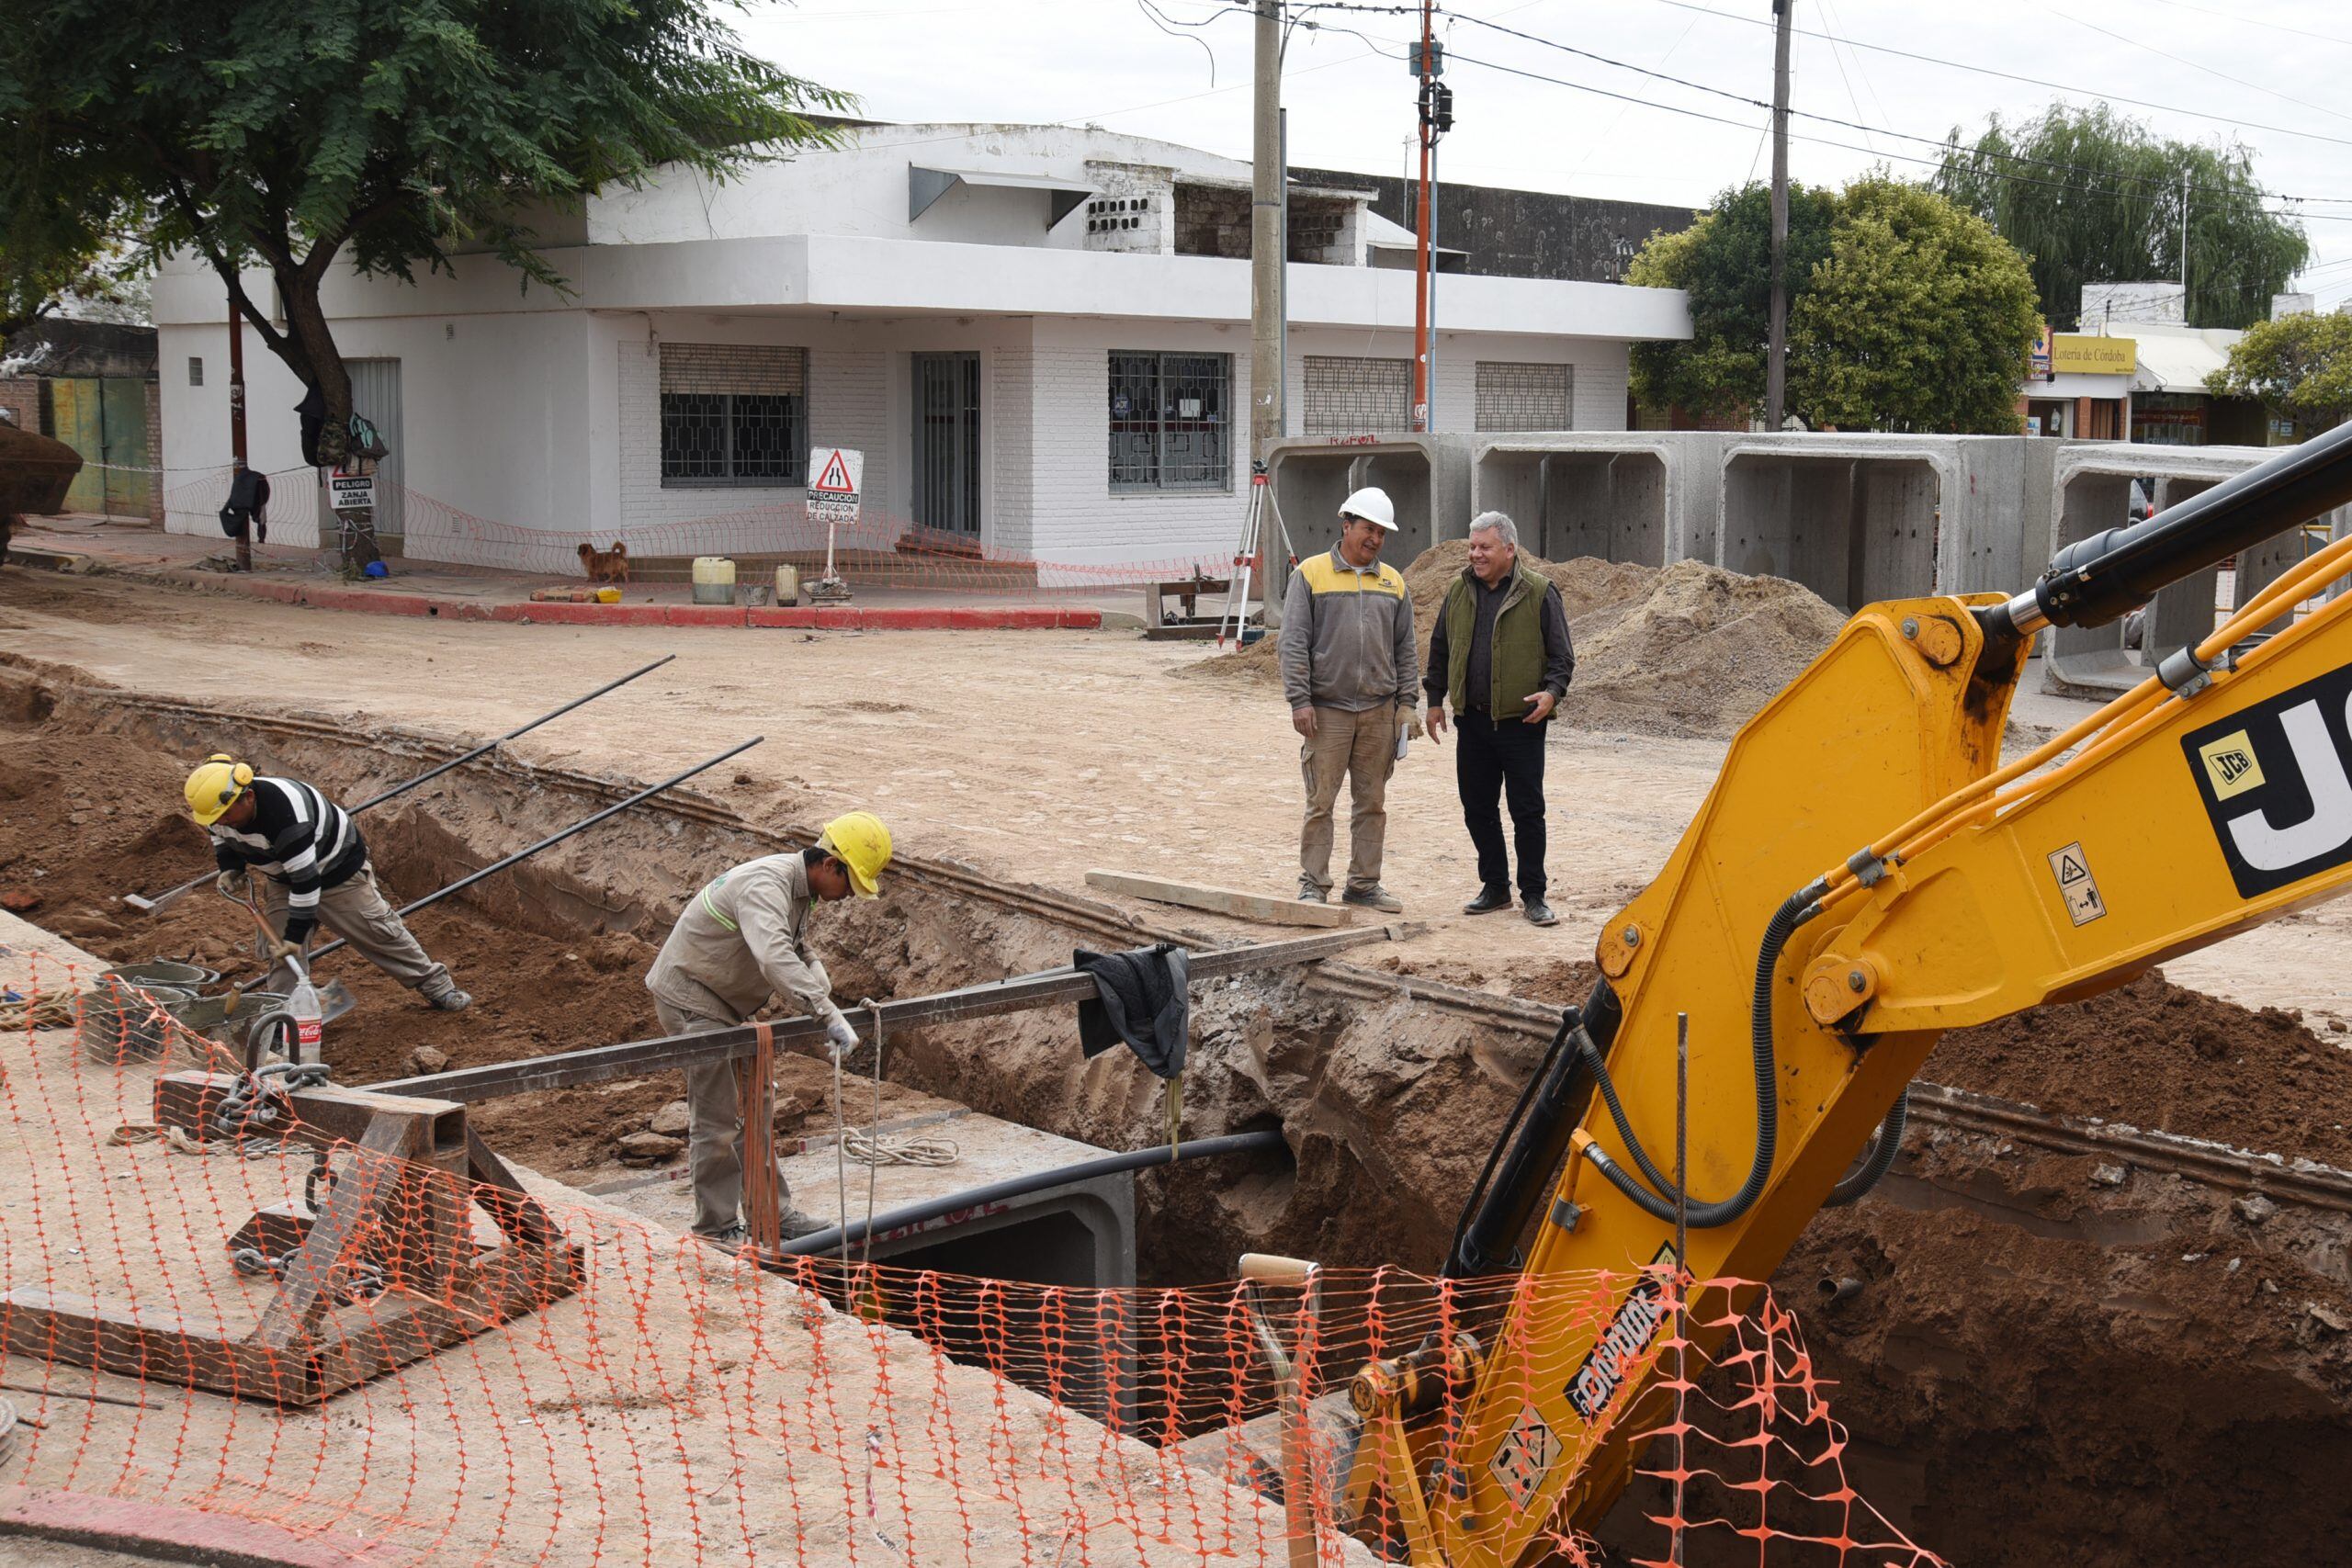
[1628,176,2036,433]
[0,0,848,463]
[2206,311,2352,433]
[1791,176,2040,434]
[1933,103,2308,331]
[1626,182,1835,422]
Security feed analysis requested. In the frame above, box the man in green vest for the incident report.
[1426,512,1574,926]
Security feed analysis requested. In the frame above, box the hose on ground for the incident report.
[1577,883,1825,1230]
[1822,1087,1908,1207]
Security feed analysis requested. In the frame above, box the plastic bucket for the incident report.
[692,556,737,606]
[103,960,222,991]
[775,564,801,606]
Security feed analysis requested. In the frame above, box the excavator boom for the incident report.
[1345,421,2352,1566]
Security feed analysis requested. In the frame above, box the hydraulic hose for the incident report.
[1578,883,1825,1230]
[1822,1087,1907,1207]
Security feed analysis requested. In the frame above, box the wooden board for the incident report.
[1083,870,1351,928]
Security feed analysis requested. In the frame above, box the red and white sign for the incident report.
[808,446,864,525]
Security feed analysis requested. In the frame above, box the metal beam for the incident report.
[369,923,1409,1103]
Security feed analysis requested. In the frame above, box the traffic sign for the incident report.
[808,446,863,524]
[329,472,377,513]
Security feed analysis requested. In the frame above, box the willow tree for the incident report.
[0,0,848,464]
[1934,104,2308,331]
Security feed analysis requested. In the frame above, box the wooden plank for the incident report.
[1084,869,1350,928]
[308,1241,584,1400]
[0,1289,321,1405]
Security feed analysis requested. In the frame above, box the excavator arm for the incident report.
[1339,423,2352,1566]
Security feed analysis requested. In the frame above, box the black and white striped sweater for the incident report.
[208,777,367,915]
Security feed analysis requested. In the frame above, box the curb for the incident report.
[16,552,1103,631]
[0,1484,403,1566]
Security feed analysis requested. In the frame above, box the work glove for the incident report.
[281,912,318,950]
[823,1010,859,1063]
[215,868,248,898]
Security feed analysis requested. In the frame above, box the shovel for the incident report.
[223,886,357,1024]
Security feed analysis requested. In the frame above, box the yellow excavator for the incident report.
[1249,421,2352,1565]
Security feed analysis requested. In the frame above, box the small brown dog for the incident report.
[577,540,629,584]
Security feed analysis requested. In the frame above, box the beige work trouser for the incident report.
[656,998,797,1237]
[254,864,450,995]
[1298,702,1401,896]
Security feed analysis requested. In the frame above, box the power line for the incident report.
[2045,4,2352,130]
[2138,0,2352,51]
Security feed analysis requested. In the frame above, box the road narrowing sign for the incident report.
[808,446,863,525]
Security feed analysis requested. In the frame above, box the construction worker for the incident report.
[1426,512,1574,927]
[186,756,471,1010]
[644,813,893,1247]
[1280,486,1418,912]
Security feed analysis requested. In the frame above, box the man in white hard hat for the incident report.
[645,811,893,1248]
[1277,487,1418,911]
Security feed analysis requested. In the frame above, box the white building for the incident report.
[153,123,1690,575]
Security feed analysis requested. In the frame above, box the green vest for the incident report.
[1444,562,1552,718]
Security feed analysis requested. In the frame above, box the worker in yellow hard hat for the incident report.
[187,754,469,1010]
[643,811,894,1248]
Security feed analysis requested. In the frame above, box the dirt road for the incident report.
[4,569,2346,1023]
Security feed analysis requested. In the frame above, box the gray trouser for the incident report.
[656,998,795,1236]
[255,864,451,995]
[1299,702,1400,895]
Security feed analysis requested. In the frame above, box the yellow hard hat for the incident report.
[817,810,892,899]
[185,753,254,827]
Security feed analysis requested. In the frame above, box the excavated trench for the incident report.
[6,660,2352,1567]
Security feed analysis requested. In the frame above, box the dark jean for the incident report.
[1455,709,1548,900]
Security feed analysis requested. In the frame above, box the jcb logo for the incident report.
[2185,666,2352,897]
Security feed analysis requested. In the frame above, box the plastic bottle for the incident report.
[288,970,324,1065]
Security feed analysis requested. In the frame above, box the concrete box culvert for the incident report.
[2045,443,2352,698]
[1472,433,1724,567]
[1264,434,1473,566]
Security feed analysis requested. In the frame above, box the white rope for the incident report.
[840,1129,961,1168]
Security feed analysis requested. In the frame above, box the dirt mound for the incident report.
[1182,544,1844,740]
[1561,558,1848,739]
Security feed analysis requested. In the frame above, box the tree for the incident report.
[1626,182,1836,422]
[1934,103,2308,331]
[2206,311,2352,434]
[1790,177,2040,434]
[0,0,847,465]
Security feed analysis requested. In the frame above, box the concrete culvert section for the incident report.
[1265,434,1470,563]
[6,661,2352,1566]
[1721,446,1943,610]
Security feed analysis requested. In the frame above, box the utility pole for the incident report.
[1765,0,1792,432]
[1250,0,1289,614]
[2180,165,2191,321]
[228,290,251,572]
[1410,0,1440,433]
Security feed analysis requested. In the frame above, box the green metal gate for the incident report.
[52,378,152,519]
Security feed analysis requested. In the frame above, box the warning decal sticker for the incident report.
[2047,840,2107,926]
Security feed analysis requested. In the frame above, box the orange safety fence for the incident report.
[0,950,1939,1567]
[119,461,1275,600]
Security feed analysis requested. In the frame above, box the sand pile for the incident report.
[1187,542,1847,740]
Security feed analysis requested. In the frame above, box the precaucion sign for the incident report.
[329,471,377,513]
[808,446,864,525]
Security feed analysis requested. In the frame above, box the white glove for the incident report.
[824,1010,859,1061]
[216,868,247,898]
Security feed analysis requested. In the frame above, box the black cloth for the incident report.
[220,469,271,542]
[1425,570,1575,716]
[1456,710,1548,900]
[206,776,367,919]
[1072,943,1189,1079]
[297,385,327,468]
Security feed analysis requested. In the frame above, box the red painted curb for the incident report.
[0,1484,401,1566]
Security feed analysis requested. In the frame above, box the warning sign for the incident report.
[328,472,377,513]
[808,446,863,525]
[2047,841,2107,926]
[1489,1403,1560,1510]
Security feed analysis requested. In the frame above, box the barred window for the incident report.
[1476,361,1574,432]
[660,344,808,487]
[1301,355,1411,436]
[1108,352,1232,492]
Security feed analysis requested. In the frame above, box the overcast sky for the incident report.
[738,0,2352,310]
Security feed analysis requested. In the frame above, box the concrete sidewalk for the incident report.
[5,516,1127,631]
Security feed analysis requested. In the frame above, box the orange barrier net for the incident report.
[0,950,1939,1566]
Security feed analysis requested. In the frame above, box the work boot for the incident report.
[1464,886,1513,916]
[1522,899,1559,928]
[422,982,472,1012]
[781,1209,831,1241]
[1342,885,1404,914]
[698,1223,752,1255]
[1297,881,1328,904]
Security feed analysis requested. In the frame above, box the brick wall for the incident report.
[991,347,1036,557]
[0,378,39,434]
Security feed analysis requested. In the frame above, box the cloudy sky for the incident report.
[738,0,2352,308]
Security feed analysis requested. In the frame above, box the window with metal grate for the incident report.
[1475,362,1574,433]
[659,344,809,487]
[1108,352,1232,492]
[1301,355,1411,436]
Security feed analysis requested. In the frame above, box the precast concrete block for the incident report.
[1469,433,1724,567]
[1265,434,1474,564]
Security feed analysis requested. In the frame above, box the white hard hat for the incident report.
[1339,487,1397,531]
